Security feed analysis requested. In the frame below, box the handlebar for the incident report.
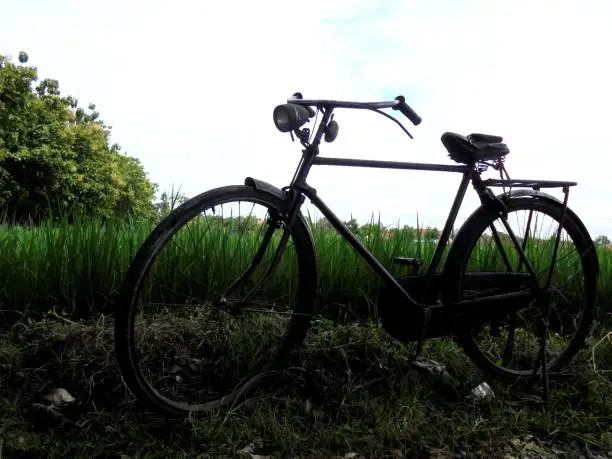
[392,95,422,126]
[286,94,422,126]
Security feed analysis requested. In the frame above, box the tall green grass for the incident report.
[0,215,611,327]
[0,217,152,322]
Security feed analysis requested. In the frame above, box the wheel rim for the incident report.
[457,202,595,378]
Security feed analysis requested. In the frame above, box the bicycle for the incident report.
[114,92,599,418]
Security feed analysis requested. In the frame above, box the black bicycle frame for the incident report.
[307,157,473,279]
[232,102,576,318]
[296,160,474,298]
[269,105,495,311]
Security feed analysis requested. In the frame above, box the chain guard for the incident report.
[377,274,453,343]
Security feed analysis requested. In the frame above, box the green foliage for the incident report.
[595,234,610,246]
[0,51,157,223]
[344,216,360,234]
[1,216,610,326]
[153,183,189,220]
[424,226,441,240]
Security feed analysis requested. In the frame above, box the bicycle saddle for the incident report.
[441,132,510,165]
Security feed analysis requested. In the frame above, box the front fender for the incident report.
[244,175,317,256]
[244,177,287,202]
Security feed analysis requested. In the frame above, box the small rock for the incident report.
[238,437,265,457]
[470,382,495,401]
[238,444,255,457]
[44,388,75,408]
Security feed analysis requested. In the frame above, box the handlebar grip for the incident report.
[393,95,422,126]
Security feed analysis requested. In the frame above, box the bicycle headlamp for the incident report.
[273,103,311,133]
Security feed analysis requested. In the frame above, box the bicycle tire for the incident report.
[443,195,598,382]
[114,185,317,418]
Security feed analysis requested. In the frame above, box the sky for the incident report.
[2,0,612,237]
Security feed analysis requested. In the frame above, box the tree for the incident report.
[360,222,384,235]
[400,225,417,240]
[424,227,441,240]
[594,235,610,246]
[0,51,157,223]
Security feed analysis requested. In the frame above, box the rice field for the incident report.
[0,214,611,328]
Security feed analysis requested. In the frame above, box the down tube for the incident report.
[302,189,418,306]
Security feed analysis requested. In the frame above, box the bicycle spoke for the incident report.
[451,200,596,381]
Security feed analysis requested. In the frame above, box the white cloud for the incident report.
[1,0,611,237]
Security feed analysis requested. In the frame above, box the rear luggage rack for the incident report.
[483,179,577,189]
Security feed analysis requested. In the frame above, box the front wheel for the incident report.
[443,195,598,382]
[114,185,317,418]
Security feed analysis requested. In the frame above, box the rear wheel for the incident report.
[444,196,598,382]
[114,185,317,418]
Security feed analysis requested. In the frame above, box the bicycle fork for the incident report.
[216,191,306,311]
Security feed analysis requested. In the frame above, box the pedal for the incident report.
[393,256,422,266]
[410,307,432,361]
[393,257,423,274]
